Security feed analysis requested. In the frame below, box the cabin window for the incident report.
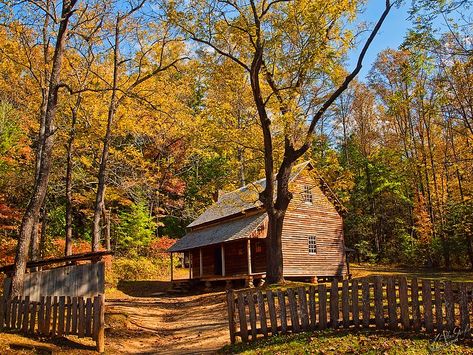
[302,185,313,204]
[255,242,263,253]
[308,236,317,254]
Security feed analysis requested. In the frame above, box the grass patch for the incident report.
[222,330,473,354]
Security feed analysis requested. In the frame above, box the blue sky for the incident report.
[348,1,413,81]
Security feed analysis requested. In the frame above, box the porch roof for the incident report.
[168,212,267,252]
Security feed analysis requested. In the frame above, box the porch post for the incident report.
[170,252,173,281]
[189,251,192,279]
[247,239,252,275]
[199,248,203,277]
[221,244,226,276]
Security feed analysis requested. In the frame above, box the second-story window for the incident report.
[302,185,313,204]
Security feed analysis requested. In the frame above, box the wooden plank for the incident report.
[16,298,23,330]
[411,278,421,331]
[51,296,58,335]
[266,290,278,336]
[374,276,384,330]
[287,288,299,332]
[247,292,257,340]
[308,286,316,330]
[361,279,370,328]
[29,301,37,334]
[22,296,30,332]
[44,296,52,336]
[459,283,469,331]
[37,297,45,335]
[71,297,78,335]
[58,296,66,336]
[226,291,236,344]
[95,295,105,353]
[256,291,268,337]
[330,279,339,329]
[387,278,397,330]
[65,297,72,335]
[85,298,93,337]
[298,287,309,331]
[434,280,443,333]
[422,280,434,333]
[399,277,410,330]
[5,298,11,330]
[342,280,349,328]
[444,281,455,331]
[277,290,287,334]
[318,284,327,330]
[78,297,85,338]
[351,280,359,328]
[237,292,248,342]
[11,297,18,329]
[0,296,4,330]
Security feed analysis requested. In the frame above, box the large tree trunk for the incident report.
[91,16,120,251]
[10,0,77,298]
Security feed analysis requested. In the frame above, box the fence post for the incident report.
[422,280,434,333]
[330,279,339,329]
[22,296,30,332]
[287,288,299,332]
[96,295,105,353]
[318,284,327,330]
[237,292,248,342]
[247,291,257,340]
[256,291,268,337]
[434,280,443,333]
[342,280,349,328]
[308,286,316,330]
[361,279,370,328]
[352,280,359,329]
[266,290,278,336]
[226,290,236,344]
[298,287,309,331]
[277,290,287,334]
[459,283,469,332]
[411,278,421,331]
[387,278,397,330]
[0,296,5,331]
[399,277,410,330]
[444,281,455,331]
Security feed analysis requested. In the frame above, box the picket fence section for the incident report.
[0,295,105,352]
[226,276,473,343]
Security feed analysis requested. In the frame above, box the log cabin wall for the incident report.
[251,239,266,273]
[224,240,249,276]
[282,170,347,277]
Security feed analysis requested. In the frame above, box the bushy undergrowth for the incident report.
[106,256,176,287]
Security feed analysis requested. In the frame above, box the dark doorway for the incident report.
[214,246,222,275]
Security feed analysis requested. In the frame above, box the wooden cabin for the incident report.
[168,161,348,287]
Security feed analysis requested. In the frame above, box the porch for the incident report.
[170,238,266,288]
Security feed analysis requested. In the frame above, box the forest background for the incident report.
[0,0,471,286]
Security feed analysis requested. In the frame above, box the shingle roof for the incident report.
[168,213,267,252]
[187,161,312,228]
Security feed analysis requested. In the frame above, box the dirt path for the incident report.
[105,292,229,354]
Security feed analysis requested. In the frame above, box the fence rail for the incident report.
[0,295,105,352]
[226,276,473,343]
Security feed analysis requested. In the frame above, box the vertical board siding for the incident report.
[227,277,473,344]
[2,263,105,302]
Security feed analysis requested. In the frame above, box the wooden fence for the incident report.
[226,276,473,343]
[0,295,105,352]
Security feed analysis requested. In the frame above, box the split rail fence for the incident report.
[0,295,105,352]
[226,276,473,343]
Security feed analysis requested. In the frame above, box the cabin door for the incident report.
[214,246,222,275]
